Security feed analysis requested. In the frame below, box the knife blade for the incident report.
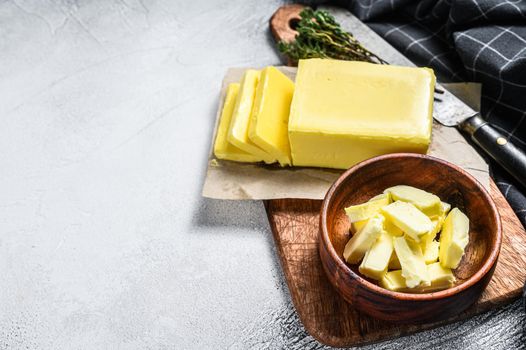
[433,84,526,189]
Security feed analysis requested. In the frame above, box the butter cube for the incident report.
[379,270,407,292]
[214,83,261,162]
[249,67,294,166]
[422,240,439,264]
[385,185,442,217]
[393,236,430,288]
[288,59,435,169]
[345,196,390,223]
[441,201,451,215]
[351,219,368,234]
[419,217,443,249]
[425,262,456,291]
[384,218,403,237]
[380,263,455,292]
[381,201,434,242]
[439,208,470,268]
[343,215,384,264]
[369,193,391,203]
[359,231,394,280]
[228,70,275,163]
[388,252,401,270]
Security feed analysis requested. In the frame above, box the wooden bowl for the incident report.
[319,153,502,323]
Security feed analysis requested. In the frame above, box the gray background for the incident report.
[0,0,524,349]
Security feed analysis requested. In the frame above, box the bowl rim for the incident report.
[320,153,502,301]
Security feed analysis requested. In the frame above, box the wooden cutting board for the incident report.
[264,5,526,348]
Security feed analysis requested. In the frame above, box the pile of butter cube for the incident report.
[343,185,470,292]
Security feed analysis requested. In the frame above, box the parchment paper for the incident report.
[202,67,487,200]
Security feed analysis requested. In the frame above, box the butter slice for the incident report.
[441,201,452,216]
[228,70,275,163]
[385,185,442,217]
[393,236,430,288]
[345,197,390,223]
[288,59,435,169]
[214,83,261,162]
[384,218,403,237]
[249,67,294,166]
[439,208,470,268]
[380,263,455,292]
[359,231,394,280]
[422,240,439,264]
[351,219,368,234]
[425,262,456,291]
[343,215,384,264]
[419,217,443,249]
[380,269,407,292]
[381,201,433,242]
[369,193,391,203]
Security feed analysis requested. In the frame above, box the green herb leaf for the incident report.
[278,8,387,65]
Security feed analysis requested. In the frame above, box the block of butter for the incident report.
[359,230,394,280]
[351,219,368,234]
[439,208,470,268]
[214,83,261,162]
[441,201,452,216]
[380,263,455,292]
[379,269,406,292]
[425,262,456,291]
[381,201,434,242]
[228,70,275,163]
[343,215,384,264]
[345,196,390,223]
[249,67,294,166]
[384,218,403,237]
[393,236,430,288]
[419,217,443,250]
[385,185,442,218]
[422,239,440,264]
[288,59,435,169]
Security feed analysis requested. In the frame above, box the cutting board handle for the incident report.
[269,4,306,44]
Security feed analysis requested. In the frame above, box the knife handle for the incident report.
[459,114,526,189]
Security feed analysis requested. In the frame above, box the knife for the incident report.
[433,84,526,190]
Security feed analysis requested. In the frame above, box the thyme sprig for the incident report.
[278,8,387,65]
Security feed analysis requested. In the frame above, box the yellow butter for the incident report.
[419,216,443,249]
[380,269,407,292]
[439,208,470,268]
[393,236,430,288]
[369,193,391,203]
[441,201,451,216]
[384,218,403,237]
[214,83,261,162]
[380,263,455,292]
[351,219,368,234]
[228,70,275,163]
[343,215,384,264]
[381,201,434,242]
[425,262,456,291]
[288,59,435,169]
[359,231,394,280]
[385,185,442,217]
[249,67,294,166]
[345,197,390,223]
[422,239,439,264]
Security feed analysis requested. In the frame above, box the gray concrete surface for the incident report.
[0,0,524,349]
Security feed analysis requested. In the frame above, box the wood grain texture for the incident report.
[265,179,526,347]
